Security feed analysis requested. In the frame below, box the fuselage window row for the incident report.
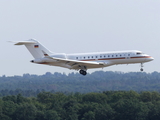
[76,54,122,60]
[75,53,135,60]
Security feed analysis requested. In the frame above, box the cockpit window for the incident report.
[136,52,142,55]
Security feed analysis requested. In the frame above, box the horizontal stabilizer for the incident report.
[14,41,37,45]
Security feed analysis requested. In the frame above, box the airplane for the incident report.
[11,39,154,75]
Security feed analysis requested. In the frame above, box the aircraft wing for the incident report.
[47,56,105,70]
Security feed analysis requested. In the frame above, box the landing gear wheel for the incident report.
[140,68,143,71]
[79,70,84,74]
[83,71,87,75]
[79,70,87,76]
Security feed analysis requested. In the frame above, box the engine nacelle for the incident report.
[51,53,66,59]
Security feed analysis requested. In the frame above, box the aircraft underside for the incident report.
[35,59,147,76]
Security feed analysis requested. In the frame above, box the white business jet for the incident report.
[12,39,154,75]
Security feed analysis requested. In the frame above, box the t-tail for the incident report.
[14,39,53,58]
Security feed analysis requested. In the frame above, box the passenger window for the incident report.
[76,57,78,59]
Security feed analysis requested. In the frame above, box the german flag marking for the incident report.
[34,45,39,48]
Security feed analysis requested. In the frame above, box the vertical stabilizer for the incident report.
[14,39,53,58]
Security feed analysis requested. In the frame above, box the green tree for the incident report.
[35,110,45,120]
[16,94,25,104]
[2,101,17,118]
[147,101,160,120]
[113,99,149,120]
[78,102,99,120]
[95,104,115,120]
[37,92,54,104]
[0,114,11,120]
[45,110,60,120]
[2,95,17,103]
[82,93,108,104]
[140,91,153,102]
[14,103,37,120]
[62,98,79,120]
[82,111,95,120]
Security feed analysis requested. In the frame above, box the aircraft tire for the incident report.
[79,70,84,74]
[83,71,87,75]
[79,70,87,75]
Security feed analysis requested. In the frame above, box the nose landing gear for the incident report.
[140,63,144,71]
[79,70,87,76]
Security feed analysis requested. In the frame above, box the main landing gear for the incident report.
[79,70,87,76]
[140,63,143,71]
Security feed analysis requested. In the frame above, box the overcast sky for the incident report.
[1,0,159,76]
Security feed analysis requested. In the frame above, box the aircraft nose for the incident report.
[146,56,154,62]
[150,57,154,61]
